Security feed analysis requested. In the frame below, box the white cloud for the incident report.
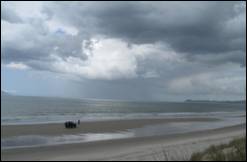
[51,38,137,79]
[2,1,46,21]
[1,20,36,49]
[49,37,180,80]
[5,62,29,70]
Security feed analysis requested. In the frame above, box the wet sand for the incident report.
[1,118,245,161]
[1,117,219,137]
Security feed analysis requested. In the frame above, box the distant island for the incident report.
[185,99,246,103]
[1,90,12,96]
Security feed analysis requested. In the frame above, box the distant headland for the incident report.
[185,99,246,103]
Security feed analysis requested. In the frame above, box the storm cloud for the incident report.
[1,1,246,100]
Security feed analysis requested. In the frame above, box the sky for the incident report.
[1,1,246,101]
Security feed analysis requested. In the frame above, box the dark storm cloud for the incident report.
[1,1,246,73]
[103,2,245,64]
[40,1,246,66]
[1,1,246,100]
[2,17,85,71]
[1,5,22,23]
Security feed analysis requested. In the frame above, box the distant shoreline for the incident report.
[184,99,246,103]
[2,93,246,103]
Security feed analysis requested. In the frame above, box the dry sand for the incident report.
[1,118,245,161]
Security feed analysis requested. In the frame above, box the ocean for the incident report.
[1,95,246,149]
[1,95,246,125]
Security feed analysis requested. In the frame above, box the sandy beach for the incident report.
[1,118,246,161]
[1,118,219,137]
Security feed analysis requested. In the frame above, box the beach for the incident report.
[1,118,220,137]
[1,96,246,161]
[1,118,246,161]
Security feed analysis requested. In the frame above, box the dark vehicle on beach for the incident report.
[64,121,77,128]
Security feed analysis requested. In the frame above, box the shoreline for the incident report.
[1,117,220,137]
[1,123,245,161]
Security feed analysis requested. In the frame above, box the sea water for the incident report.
[1,95,245,125]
